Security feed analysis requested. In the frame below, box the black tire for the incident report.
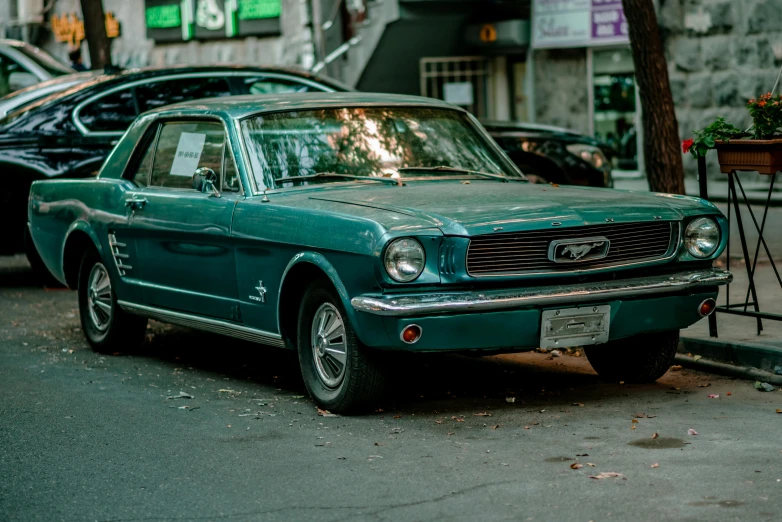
[78,250,147,353]
[584,330,680,383]
[24,228,64,288]
[297,280,388,414]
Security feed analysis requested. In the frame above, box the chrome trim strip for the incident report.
[466,222,681,278]
[117,301,285,348]
[351,268,732,317]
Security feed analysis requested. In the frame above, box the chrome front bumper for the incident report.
[351,268,732,318]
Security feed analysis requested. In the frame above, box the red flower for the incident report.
[682,138,694,154]
[759,100,767,107]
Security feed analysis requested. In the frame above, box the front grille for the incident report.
[466,221,678,276]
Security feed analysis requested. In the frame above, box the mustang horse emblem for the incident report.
[560,242,605,261]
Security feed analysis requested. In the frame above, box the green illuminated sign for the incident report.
[238,0,280,20]
[145,4,182,29]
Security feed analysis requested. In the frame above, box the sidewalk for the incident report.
[680,263,782,382]
[614,176,782,206]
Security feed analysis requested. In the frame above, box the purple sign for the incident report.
[591,2,628,40]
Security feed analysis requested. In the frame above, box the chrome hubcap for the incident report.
[87,263,113,332]
[311,303,347,388]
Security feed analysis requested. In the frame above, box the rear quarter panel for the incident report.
[28,178,128,282]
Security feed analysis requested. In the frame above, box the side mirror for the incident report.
[192,167,220,198]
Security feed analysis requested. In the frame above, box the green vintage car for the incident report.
[28,93,731,413]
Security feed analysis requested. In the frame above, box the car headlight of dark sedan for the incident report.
[566,144,608,170]
[684,217,720,258]
[384,238,425,282]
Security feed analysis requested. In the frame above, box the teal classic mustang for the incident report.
[28,93,732,413]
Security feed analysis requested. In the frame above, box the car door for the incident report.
[123,119,241,320]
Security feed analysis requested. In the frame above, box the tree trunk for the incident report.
[79,0,112,69]
[621,0,685,194]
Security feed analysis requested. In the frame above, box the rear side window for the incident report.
[150,121,226,189]
[79,88,137,132]
[135,77,232,113]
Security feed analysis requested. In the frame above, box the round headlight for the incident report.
[384,238,425,282]
[685,217,720,258]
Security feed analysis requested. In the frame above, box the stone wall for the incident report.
[662,0,782,177]
[533,48,590,134]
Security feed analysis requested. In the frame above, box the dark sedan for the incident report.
[0,64,349,272]
[481,120,614,188]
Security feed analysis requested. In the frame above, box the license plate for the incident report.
[540,305,610,349]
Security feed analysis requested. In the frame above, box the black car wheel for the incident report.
[297,280,387,413]
[78,250,146,353]
[584,330,679,383]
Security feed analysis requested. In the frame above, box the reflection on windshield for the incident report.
[241,107,520,189]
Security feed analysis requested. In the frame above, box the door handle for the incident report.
[125,197,148,210]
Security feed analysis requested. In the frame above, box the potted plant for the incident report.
[683,92,782,174]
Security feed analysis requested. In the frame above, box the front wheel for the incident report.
[584,330,679,383]
[78,251,147,353]
[297,281,388,414]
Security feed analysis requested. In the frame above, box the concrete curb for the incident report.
[677,336,782,384]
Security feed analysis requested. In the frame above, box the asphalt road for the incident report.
[2,255,782,522]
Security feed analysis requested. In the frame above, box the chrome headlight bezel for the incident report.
[565,143,609,170]
[384,238,426,282]
[684,217,720,258]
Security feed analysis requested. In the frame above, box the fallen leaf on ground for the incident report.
[505,397,516,403]
[693,355,703,362]
[589,472,622,480]
[755,381,776,392]
[570,463,583,470]
[491,425,500,429]
[474,412,492,417]
[670,365,682,371]
[586,463,596,467]
[434,419,443,424]
[634,413,656,419]
[451,416,465,422]
[652,432,659,439]
[726,392,732,396]
[688,428,698,436]
[576,453,589,456]
[166,391,194,400]
[698,383,711,387]
[651,463,659,468]
[573,403,584,407]
[218,389,239,394]
[317,408,340,417]
[524,426,530,429]
[631,419,639,423]
[631,425,636,430]
[394,414,402,419]
[708,394,720,399]
[776,409,781,414]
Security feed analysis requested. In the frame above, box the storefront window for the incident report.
[592,47,637,172]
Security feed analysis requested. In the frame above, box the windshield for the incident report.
[241,106,522,190]
[13,44,75,76]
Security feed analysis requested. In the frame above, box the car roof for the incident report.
[150,92,462,119]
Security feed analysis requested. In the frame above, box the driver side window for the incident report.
[150,121,226,190]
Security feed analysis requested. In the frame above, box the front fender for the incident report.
[277,251,357,332]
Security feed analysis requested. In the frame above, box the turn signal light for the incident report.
[400,324,422,344]
[698,298,716,317]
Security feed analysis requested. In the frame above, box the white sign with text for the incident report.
[170,132,206,176]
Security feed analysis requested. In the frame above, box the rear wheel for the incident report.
[297,281,387,413]
[584,330,679,383]
[78,250,147,353]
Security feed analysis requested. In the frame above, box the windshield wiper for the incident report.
[396,166,525,182]
[276,172,404,187]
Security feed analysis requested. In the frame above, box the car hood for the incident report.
[300,180,719,236]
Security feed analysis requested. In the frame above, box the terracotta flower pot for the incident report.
[715,139,782,175]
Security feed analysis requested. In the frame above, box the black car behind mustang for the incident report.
[0,64,350,267]
[481,120,614,189]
